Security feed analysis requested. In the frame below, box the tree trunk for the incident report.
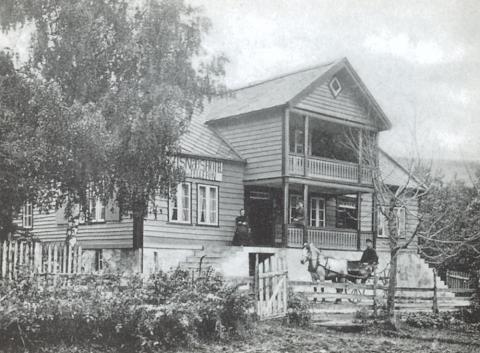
[386,249,398,327]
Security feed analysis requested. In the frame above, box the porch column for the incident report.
[304,115,309,176]
[282,180,289,247]
[283,108,290,176]
[358,129,363,183]
[303,184,309,244]
[357,192,362,250]
[372,192,377,249]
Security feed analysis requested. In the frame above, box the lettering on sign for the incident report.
[176,157,223,181]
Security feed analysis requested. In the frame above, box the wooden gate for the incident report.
[254,253,288,320]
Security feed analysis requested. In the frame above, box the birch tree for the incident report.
[0,0,226,242]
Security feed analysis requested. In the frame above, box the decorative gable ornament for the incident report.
[328,76,342,97]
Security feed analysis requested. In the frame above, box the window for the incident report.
[310,197,325,227]
[87,198,106,223]
[329,76,342,97]
[289,194,302,222]
[378,206,406,238]
[169,183,191,223]
[22,203,33,229]
[336,195,357,229]
[197,184,218,225]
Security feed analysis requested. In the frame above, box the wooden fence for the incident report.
[0,240,82,279]
[291,279,475,315]
[446,270,472,290]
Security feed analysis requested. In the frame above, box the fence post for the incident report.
[373,267,378,317]
[255,254,259,317]
[1,241,6,279]
[432,268,439,314]
[33,241,42,273]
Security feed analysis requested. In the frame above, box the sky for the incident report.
[1,0,479,161]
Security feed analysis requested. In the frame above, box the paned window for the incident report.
[197,184,218,225]
[169,183,191,223]
[310,197,325,227]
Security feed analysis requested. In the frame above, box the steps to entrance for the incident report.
[178,246,245,272]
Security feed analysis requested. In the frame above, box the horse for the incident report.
[300,243,349,302]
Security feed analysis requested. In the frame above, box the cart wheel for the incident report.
[346,283,365,304]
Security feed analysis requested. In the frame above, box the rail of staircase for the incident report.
[288,154,373,185]
[287,226,371,250]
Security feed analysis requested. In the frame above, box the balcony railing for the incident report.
[288,154,373,185]
[288,225,371,250]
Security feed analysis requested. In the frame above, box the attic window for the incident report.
[329,77,342,97]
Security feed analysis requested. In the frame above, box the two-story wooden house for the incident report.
[20,58,439,287]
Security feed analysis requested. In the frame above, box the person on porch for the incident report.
[232,209,251,246]
[360,238,378,271]
[292,201,307,243]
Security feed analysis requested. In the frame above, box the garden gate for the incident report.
[254,252,288,320]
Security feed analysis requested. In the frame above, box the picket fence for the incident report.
[0,240,82,279]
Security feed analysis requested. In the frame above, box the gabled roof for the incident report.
[201,57,391,130]
[179,111,243,162]
[379,149,425,189]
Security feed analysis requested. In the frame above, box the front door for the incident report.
[248,196,273,246]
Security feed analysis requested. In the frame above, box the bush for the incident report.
[0,269,254,351]
[404,311,480,331]
[285,288,311,327]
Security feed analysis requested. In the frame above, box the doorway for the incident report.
[247,191,274,246]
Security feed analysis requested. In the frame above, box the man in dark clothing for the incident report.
[360,239,378,265]
[292,201,306,243]
[233,209,251,246]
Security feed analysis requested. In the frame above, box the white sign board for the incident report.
[176,157,223,182]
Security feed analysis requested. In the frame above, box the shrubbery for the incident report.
[285,288,311,327]
[0,269,254,351]
[404,311,480,331]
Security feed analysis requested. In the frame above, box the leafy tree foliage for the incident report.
[419,171,480,273]
[0,0,226,238]
[0,52,70,240]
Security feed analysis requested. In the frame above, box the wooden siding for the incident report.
[295,69,376,127]
[144,162,244,248]
[20,208,133,249]
[376,196,419,249]
[212,109,283,181]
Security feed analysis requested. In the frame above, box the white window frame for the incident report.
[310,197,325,228]
[378,206,406,238]
[289,194,302,222]
[87,198,106,223]
[22,202,33,229]
[169,182,192,224]
[197,184,219,226]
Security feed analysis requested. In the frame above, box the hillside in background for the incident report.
[396,157,480,185]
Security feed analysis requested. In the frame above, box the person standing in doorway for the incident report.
[292,201,306,244]
[233,209,251,246]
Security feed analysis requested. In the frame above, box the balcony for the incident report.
[288,154,373,185]
[288,225,371,250]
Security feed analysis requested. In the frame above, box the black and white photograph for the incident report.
[0,0,479,352]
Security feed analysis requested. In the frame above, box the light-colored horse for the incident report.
[300,243,348,282]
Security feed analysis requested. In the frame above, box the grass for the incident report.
[1,321,479,353]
